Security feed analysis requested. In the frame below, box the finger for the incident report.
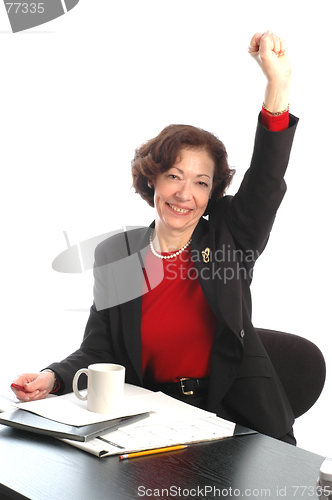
[248,32,262,54]
[11,386,29,400]
[272,33,281,56]
[13,388,39,402]
[248,32,263,68]
[259,30,274,54]
[17,389,49,402]
[26,390,49,401]
[25,372,55,396]
[24,379,44,393]
[11,376,32,398]
[13,373,39,387]
[279,37,287,56]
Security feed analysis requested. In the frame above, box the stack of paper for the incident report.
[0,385,236,457]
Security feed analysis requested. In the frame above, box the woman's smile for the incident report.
[166,202,193,215]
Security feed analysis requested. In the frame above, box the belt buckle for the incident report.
[179,378,194,396]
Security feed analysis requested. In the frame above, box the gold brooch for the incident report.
[202,247,210,263]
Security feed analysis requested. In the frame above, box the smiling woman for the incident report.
[11,31,299,446]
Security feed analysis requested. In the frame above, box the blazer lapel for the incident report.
[192,218,243,338]
[118,225,155,385]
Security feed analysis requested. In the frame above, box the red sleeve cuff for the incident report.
[50,375,61,394]
[261,107,289,132]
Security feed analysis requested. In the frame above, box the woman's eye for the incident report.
[168,174,178,179]
[198,181,208,187]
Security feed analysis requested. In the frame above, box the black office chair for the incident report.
[256,328,326,419]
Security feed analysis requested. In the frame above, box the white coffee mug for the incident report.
[72,363,125,413]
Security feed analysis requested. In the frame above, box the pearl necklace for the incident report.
[149,232,192,259]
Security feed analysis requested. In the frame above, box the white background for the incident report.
[0,1,330,458]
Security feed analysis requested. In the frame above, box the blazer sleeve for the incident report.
[222,113,299,259]
[46,243,117,394]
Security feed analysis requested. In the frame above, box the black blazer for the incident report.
[48,114,299,440]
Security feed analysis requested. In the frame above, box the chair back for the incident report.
[256,328,326,418]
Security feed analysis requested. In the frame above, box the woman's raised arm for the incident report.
[249,30,291,114]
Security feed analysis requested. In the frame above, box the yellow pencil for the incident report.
[119,444,188,460]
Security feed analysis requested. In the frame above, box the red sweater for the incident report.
[141,110,289,383]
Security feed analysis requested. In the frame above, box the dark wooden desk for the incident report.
[0,425,324,500]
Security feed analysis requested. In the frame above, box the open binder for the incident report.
[0,409,149,442]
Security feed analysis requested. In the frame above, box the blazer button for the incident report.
[239,329,245,338]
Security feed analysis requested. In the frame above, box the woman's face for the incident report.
[153,148,214,237]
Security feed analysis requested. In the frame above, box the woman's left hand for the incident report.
[249,31,291,113]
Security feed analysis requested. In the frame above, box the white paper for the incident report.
[16,384,212,427]
[17,390,154,426]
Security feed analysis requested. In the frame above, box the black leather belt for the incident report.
[145,378,209,397]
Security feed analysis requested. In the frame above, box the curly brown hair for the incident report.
[131,124,235,215]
